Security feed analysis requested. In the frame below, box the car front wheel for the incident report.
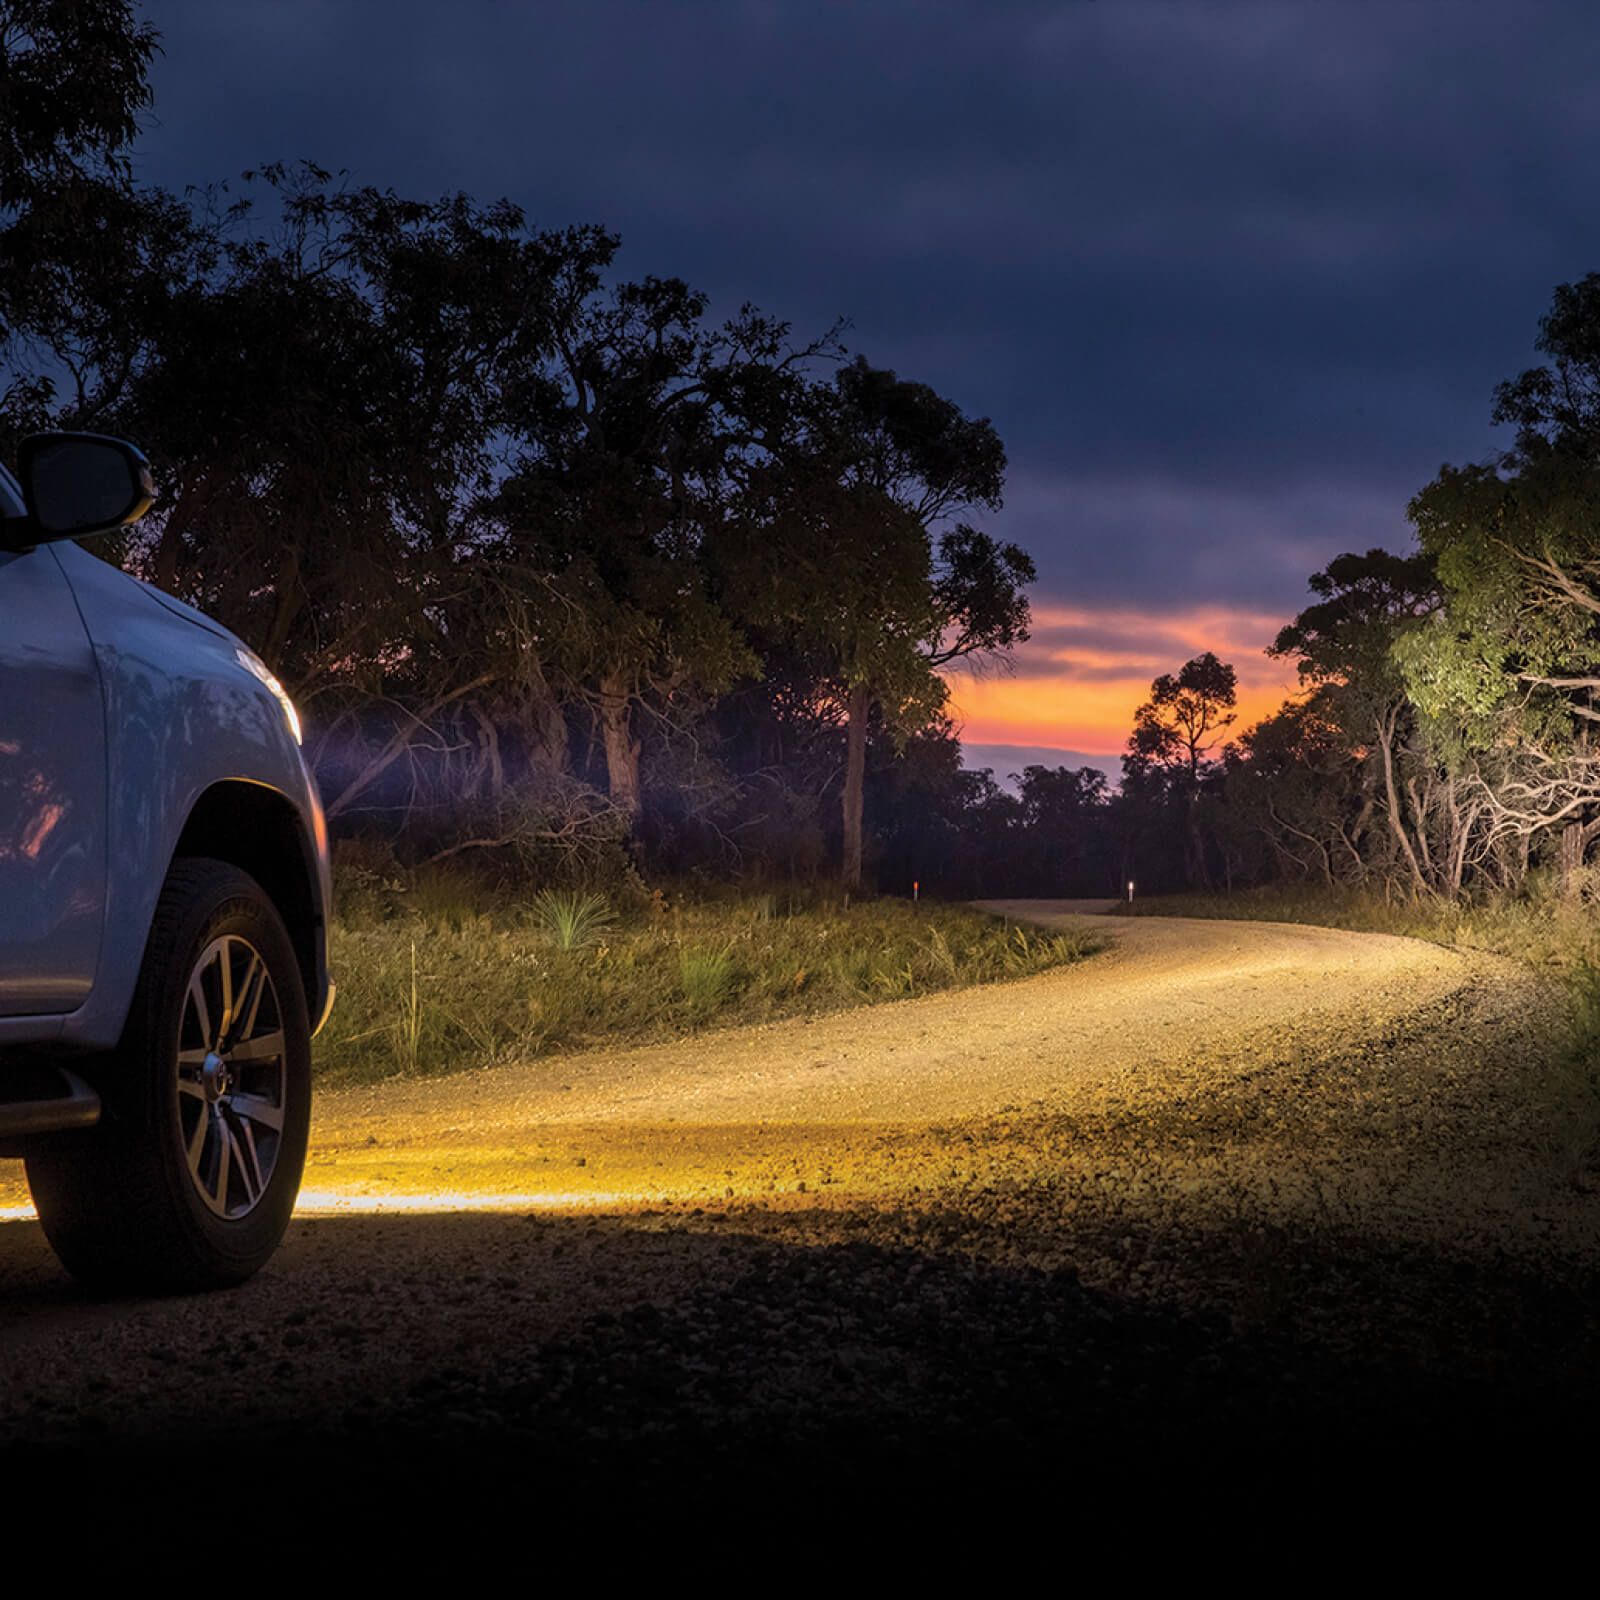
[27,859,312,1292]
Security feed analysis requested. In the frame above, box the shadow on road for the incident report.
[4,1200,1597,1530]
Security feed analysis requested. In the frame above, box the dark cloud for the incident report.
[133,0,1600,623]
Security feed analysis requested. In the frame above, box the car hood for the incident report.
[133,574,239,644]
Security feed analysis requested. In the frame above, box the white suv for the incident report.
[0,432,332,1290]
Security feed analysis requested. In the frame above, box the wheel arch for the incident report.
[170,781,326,1018]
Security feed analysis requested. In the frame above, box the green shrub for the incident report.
[531,889,616,952]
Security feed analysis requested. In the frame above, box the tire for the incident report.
[26,859,312,1293]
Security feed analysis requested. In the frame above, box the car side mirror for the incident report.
[13,431,155,545]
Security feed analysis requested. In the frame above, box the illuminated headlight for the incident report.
[236,647,303,745]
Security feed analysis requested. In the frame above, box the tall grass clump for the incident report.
[399,938,423,1074]
[678,944,740,1018]
[532,889,616,952]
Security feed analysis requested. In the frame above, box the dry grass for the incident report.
[319,868,1101,1086]
[1122,880,1600,974]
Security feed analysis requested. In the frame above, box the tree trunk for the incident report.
[1560,820,1585,896]
[1377,707,1428,893]
[598,668,641,825]
[841,681,870,892]
[1185,788,1208,889]
[534,697,569,776]
[1447,793,1477,895]
[469,704,504,799]
[522,651,569,775]
[1407,775,1436,879]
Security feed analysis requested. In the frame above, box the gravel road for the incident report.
[3,904,1596,1528]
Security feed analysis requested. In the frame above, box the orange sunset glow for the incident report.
[944,602,1303,756]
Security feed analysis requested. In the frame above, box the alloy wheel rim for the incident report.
[175,935,287,1219]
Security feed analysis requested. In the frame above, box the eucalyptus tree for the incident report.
[1402,455,1600,880]
[1270,551,1443,891]
[1398,277,1600,883]
[749,358,1027,890]
[1126,652,1238,783]
[489,277,833,838]
[0,0,155,211]
[0,0,172,445]
[0,178,219,458]
[1215,698,1366,887]
[87,169,619,826]
[1490,271,1600,467]
[1120,652,1238,887]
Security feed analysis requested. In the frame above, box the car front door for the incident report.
[0,530,108,1016]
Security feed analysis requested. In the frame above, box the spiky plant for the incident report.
[532,890,616,952]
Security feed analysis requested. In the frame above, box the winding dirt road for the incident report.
[282,901,1497,1208]
[0,903,1548,1218]
[2,903,1593,1505]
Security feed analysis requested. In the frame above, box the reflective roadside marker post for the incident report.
[1126,879,1135,905]
[913,879,920,905]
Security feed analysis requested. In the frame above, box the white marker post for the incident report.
[1126,879,1136,905]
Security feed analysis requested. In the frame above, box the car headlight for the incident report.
[237,647,303,745]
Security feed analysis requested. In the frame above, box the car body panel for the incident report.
[0,529,331,1055]
[0,545,109,1015]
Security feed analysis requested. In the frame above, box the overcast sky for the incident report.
[132,0,1600,758]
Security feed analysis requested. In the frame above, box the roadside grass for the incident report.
[1120,880,1600,974]
[319,868,1102,1086]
